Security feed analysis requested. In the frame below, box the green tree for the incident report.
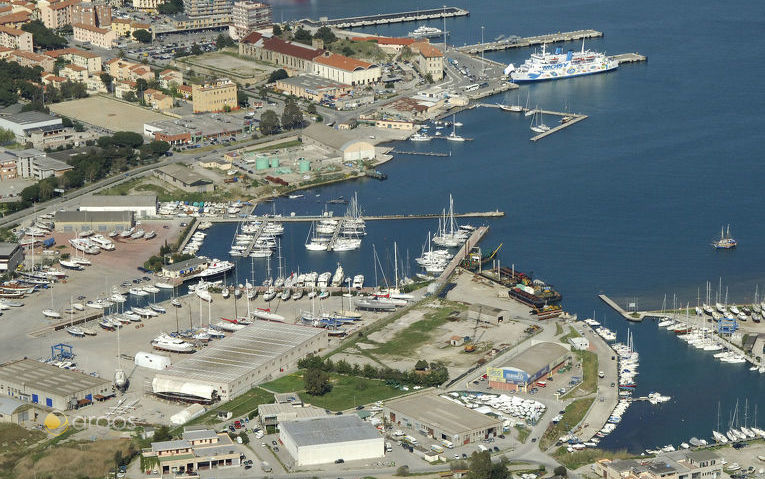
[190,43,202,56]
[293,27,312,45]
[267,68,288,84]
[21,21,66,50]
[314,26,337,45]
[123,91,138,102]
[553,466,567,477]
[239,432,249,445]
[303,368,331,396]
[149,140,170,155]
[111,131,144,148]
[135,78,148,92]
[0,127,14,145]
[133,29,152,43]
[157,0,183,14]
[259,109,279,135]
[281,98,303,130]
[100,72,113,91]
[153,425,172,442]
[216,33,235,49]
[396,465,410,476]
[467,451,509,479]
[237,90,249,107]
[272,24,282,36]
[414,360,429,371]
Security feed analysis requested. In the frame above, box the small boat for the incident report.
[410,132,431,142]
[221,287,230,299]
[171,298,182,307]
[72,303,84,311]
[59,259,84,271]
[129,288,148,296]
[318,290,330,300]
[713,225,736,249]
[292,289,304,300]
[196,289,212,302]
[144,231,156,240]
[142,285,160,294]
[252,308,285,322]
[149,304,166,314]
[130,230,145,240]
[155,282,174,290]
[42,309,61,318]
[66,326,85,337]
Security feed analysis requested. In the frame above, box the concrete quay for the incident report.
[301,6,468,28]
[458,29,603,54]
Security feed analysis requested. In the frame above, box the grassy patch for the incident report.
[575,350,598,394]
[539,397,595,451]
[559,326,580,343]
[331,39,388,62]
[514,424,531,444]
[261,372,402,411]
[552,446,633,470]
[555,322,563,336]
[182,387,274,429]
[98,177,144,196]
[247,139,302,153]
[367,302,467,357]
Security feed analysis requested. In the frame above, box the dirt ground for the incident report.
[49,96,171,133]
[176,51,273,83]
[12,437,131,479]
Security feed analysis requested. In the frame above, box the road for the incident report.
[0,131,301,229]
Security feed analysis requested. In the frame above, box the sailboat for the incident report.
[305,221,328,251]
[65,296,85,337]
[500,91,524,112]
[530,108,551,133]
[446,114,465,142]
[114,317,128,391]
[713,225,737,249]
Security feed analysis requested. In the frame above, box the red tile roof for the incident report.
[411,41,443,58]
[241,31,263,44]
[262,36,324,61]
[73,22,109,34]
[314,53,373,72]
[47,47,100,59]
[0,25,25,36]
[0,11,30,25]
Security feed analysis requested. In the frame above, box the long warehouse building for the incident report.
[486,341,571,392]
[152,321,328,404]
[383,391,502,445]
[280,415,384,466]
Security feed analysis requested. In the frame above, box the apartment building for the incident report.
[39,0,81,29]
[230,0,270,40]
[71,2,111,28]
[191,78,237,113]
[73,23,116,48]
[0,25,31,51]
[47,47,102,74]
[312,53,381,86]
[410,41,444,81]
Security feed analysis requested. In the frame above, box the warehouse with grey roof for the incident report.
[0,358,113,410]
[54,210,134,233]
[280,415,384,466]
[383,390,502,445]
[487,341,571,392]
[152,322,328,403]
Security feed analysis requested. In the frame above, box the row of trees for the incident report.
[21,21,67,50]
[17,132,169,206]
[297,354,450,387]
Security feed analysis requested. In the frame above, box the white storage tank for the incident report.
[134,351,171,370]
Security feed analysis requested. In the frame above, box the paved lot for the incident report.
[49,96,172,133]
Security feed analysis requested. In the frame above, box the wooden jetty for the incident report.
[458,29,603,54]
[301,6,468,28]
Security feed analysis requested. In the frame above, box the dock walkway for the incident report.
[301,6,468,28]
[432,226,489,292]
[599,294,645,321]
[458,29,603,54]
[207,211,505,223]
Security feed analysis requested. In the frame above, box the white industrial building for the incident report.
[152,322,328,403]
[301,124,376,162]
[79,194,157,217]
[280,415,384,466]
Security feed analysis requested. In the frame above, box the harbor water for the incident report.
[204,0,765,452]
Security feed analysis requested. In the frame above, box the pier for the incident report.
[530,114,588,142]
[300,6,468,28]
[241,220,267,257]
[392,150,451,157]
[207,211,505,223]
[432,226,489,292]
[609,52,647,64]
[599,294,645,321]
[458,29,603,54]
[325,219,345,252]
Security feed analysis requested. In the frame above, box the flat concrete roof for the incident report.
[0,358,111,396]
[81,194,157,208]
[258,403,327,419]
[155,322,326,385]
[0,111,61,126]
[503,342,569,375]
[385,391,501,433]
[281,415,379,447]
[55,210,134,223]
[278,74,349,91]
[0,242,20,256]
[156,164,213,186]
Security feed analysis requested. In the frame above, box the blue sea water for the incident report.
[197,0,765,451]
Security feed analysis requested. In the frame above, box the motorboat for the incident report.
[353,274,364,289]
[149,304,167,314]
[59,259,84,270]
[196,288,212,302]
[171,298,182,307]
[129,288,148,296]
[155,282,174,290]
[152,333,195,353]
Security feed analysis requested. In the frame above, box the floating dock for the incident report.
[458,29,603,54]
[301,6,469,28]
[609,53,647,64]
[530,114,588,142]
[599,294,645,321]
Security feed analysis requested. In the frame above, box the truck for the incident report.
[440,439,454,449]
[403,435,418,446]
[430,445,445,453]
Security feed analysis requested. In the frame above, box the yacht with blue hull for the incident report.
[507,42,618,83]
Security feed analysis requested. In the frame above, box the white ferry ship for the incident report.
[506,42,618,83]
